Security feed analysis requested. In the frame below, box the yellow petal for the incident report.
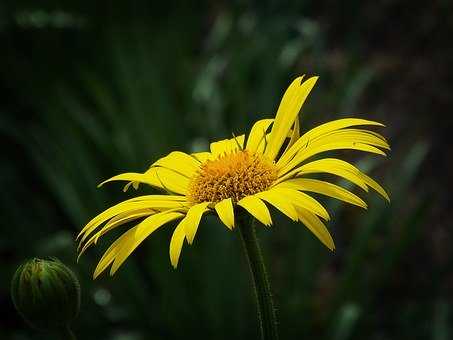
[191,152,212,163]
[277,118,385,168]
[93,226,137,279]
[135,210,185,240]
[332,129,390,149]
[245,118,274,154]
[110,211,184,275]
[282,118,300,155]
[306,118,385,139]
[359,171,390,202]
[123,195,187,203]
[296,207,335,251]
[179,202,210,244]
[169,220,187,268]
[278,158,388,201]
[214,198,235,230]
[283,158,369,190]
[143,167,191,194]
[123,200,187,211]
[98,172,150,187]
[210,135,245,158]
[78,201,153,242]
[270,187,330,221]
[95,209,154,243]
[307,129,390,150]
[78,195,189,247]
[83,202,186,243]
[100,167,190,195]
[229,134,245,150]
[255,190,299,221]
[264,76,319,161]
[122,181,138,192]
[237,195,272,226]
[274,178,367,208]
[209,139,230,157]
[152,151,201,177]
[279,142,386,176]
[305,159,388,201]
[78,209,154,258]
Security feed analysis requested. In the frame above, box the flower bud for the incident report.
[11,258,81,331]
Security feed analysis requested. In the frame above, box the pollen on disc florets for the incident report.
[188,150,277,204]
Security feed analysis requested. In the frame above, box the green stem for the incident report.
[237,210,279,340]
[56,324,77,340]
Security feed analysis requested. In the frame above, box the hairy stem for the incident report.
[237,210,279,340]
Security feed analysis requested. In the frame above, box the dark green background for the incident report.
[1,1,451,339]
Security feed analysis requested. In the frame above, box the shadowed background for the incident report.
[1,1,452,339]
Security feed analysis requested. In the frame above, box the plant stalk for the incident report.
[57,324,77,340]
[237,210,279,340]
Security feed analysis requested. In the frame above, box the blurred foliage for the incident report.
[1,1,452,339]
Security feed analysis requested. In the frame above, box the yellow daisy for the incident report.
[77,75,389,279]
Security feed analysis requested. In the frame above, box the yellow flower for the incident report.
[77,76,389,278]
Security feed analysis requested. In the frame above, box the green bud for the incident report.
[11,258,81,331]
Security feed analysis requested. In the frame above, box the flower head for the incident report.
[188,149,277,203]
[77,76,389,278]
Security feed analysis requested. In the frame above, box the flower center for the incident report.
[188,150,277,203]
